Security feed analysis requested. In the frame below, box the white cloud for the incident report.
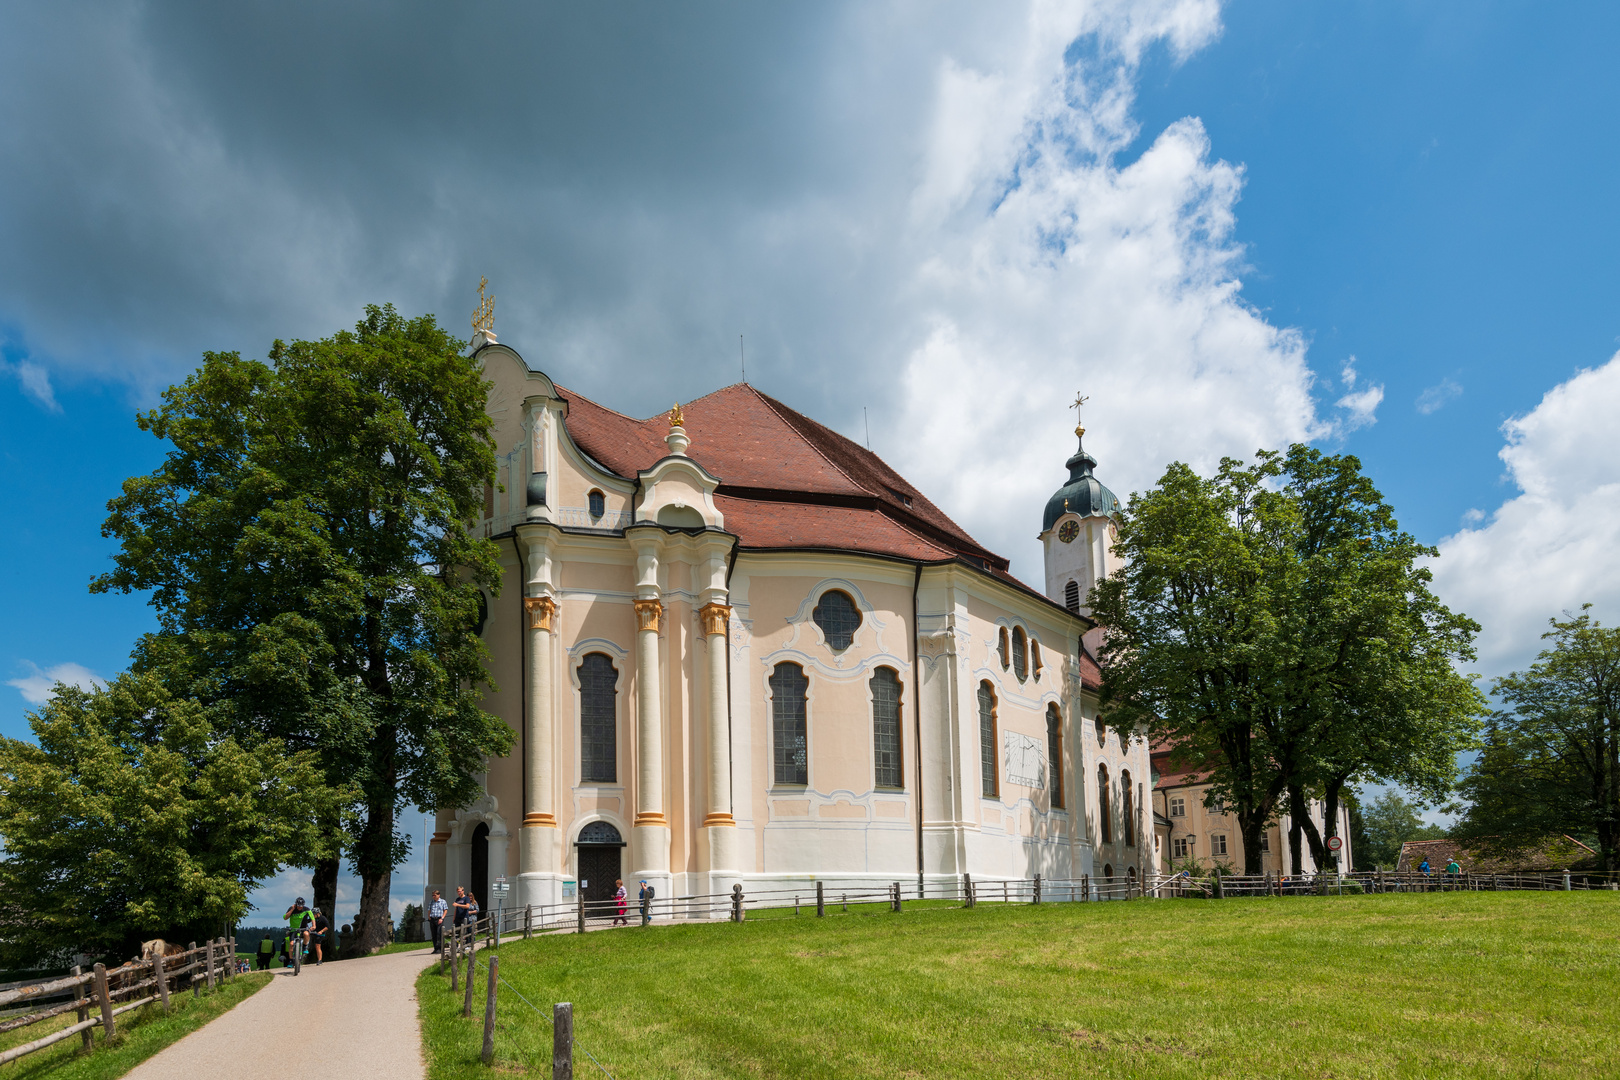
[1429,352,1620,678]
[883,1,1359,570]
[1416,376,1462,415]
[6,661,106,705]
[1,358,61,412]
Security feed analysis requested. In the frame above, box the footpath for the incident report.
[125,947,439,1080]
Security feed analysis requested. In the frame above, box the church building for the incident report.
[426,329,1156,914]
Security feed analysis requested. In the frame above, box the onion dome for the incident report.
[1042,432,1119,533]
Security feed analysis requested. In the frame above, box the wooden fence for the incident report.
[0,937,237,1067]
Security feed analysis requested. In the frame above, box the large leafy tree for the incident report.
[94,305,513,952]
[1458,608,1620,870]
[1093,446,1483,875]
[0,674,333,967]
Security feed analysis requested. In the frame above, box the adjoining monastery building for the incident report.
[425,330,1156,914]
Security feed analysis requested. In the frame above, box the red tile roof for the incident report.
[555,381,1010,571]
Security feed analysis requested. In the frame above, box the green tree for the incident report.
[1355,790,1447,869]
[0,674,333,967]
[1092,446,1483,875]
[1458,608,1620,870]
[94,305,513,953]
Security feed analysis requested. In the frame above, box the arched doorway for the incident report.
[470,822,490,914]
[576,822,624,918]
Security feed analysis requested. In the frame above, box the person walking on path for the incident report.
[612,879,628,926]
[310,907,330,965]
[451,886,471,929]
[428,890,448,953]
[256,935,275,971]
[638,880,655,926]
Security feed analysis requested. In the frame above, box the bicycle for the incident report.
[288,930,305,976]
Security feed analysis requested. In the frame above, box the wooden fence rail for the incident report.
[0,936,236,1067]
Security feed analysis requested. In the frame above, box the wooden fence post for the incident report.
[462,938,477,1018]
[576,891,585,934]
[450,928,460,993]
[962,872,972,908]
[153,951,171,1013]
[481,953,499,1065]
[92,963,115,1040]
[553,1002,574,1080]
[204,938,216,991]
[1081,874,1089,901]
[732,884,744,922]
[816,881,825,917]
[1213,870,1224,900]
[188,942,199,997]
[1033,874,1042,904]
[72,966,92,1048]
[525,904,533,939]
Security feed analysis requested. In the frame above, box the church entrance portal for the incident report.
[470,822,489,914]
[576,822,625,918]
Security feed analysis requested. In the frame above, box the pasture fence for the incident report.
[0,937,237,1067]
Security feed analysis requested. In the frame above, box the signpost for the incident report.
[492,876,511,944]
[1327,836,1343,852]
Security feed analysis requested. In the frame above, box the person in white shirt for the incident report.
[428,890,449,953]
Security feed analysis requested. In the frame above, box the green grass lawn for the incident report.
[417,891,1619,1079]
[0,972,269,1080]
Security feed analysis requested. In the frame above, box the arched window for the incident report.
[870,667,903,788]
[579,653,618,783]
[812,590,861,651]
[1103,863,1113,881]
[1095,715,1107,747]
[1121,769,1135,847]
[587,489,605,520]
[770,663,809,785]
[1046,704,1064,809]
[978,682,998,798]
[1097,763,1112,844]
[1011,627,1028,681]
[1064,579,1080,613]
[578,821,623,845]
[997,627,1010,669]
[1031,639,1042,679]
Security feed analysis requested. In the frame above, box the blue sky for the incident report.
[3,1,1618,899]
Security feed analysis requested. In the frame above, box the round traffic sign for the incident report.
[1326,836,1343,852]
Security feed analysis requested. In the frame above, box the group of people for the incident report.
[253,897,330,970]
[426,886,483,952]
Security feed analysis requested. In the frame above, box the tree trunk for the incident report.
[1289,819,1303,876]
[313,856,341,930]
[1319,776,1346,872]
[349,800,396,955]
[1238,813,1266,875]
[1289,784,1326,869]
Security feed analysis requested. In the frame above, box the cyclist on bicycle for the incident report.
[284,898,314,967]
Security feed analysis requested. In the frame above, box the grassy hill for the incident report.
[418,892,1619,1079]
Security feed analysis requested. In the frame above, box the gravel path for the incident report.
[125,948,439,1080]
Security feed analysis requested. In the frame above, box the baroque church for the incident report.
[426,326,1156,914]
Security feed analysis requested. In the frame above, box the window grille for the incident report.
[978,682,998,798]
[1097,764,1112,844]
[579,653,618,782]
[812,590,861,651]
[1046,704,1063,808]
[770,663,809,785]
[578,821,622,845]
[1210,834,1228,856]
[1122,770,1135,847]
[1064,579,1080,613]
[870,668,903,788]
[587,489,605,519]
[1011,627,1028,681]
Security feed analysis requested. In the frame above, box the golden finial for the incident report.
[1071,392,1088,439]
[472,276,495,334]
[668,402,685,428]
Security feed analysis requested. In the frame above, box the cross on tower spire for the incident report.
[1070,393,1088,440]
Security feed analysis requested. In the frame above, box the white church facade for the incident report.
[426,334,1156,914]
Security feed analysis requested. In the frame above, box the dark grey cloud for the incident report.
[0,1,994,420]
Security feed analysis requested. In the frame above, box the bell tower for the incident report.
[1040,398,1119,618]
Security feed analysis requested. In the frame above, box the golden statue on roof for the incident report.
[472,276,495,334]
[668,402,685,428]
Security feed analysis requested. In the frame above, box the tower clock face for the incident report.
[1058,521,1080,543]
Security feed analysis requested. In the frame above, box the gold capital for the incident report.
[634,811,668,827]
[525,595,557,631]
[702,812,736,828]
[698,602,731,637]
[633,597,665,634]
[522,812,557,828]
